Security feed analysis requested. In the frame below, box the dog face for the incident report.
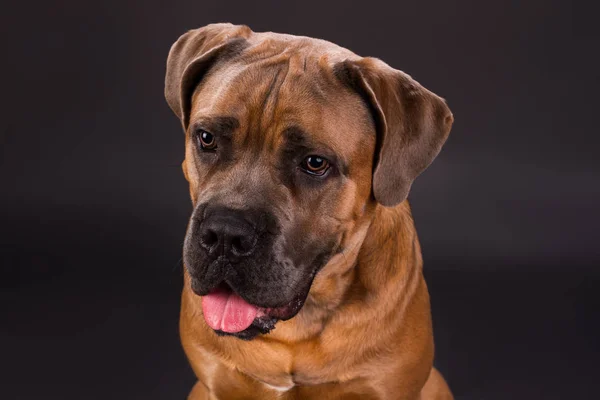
[165,24,453,340]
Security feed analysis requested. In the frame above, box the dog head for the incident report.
[165,23,453,340]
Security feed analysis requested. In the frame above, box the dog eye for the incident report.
[197,130,217,150]
[300,155,330,176]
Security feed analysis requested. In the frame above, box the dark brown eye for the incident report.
[197,130,217,150]
[301,155,330,176]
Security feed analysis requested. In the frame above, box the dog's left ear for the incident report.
[334,57,454,207]
[165,23,251,130]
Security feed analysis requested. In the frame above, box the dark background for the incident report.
[1,1,598,399]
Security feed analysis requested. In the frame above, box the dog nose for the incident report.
[199,212,258,257]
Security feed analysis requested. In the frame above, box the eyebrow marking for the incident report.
[192,116,239,138]
[280,126,349,176]
[281,126,316,155]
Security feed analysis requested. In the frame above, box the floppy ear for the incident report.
[334,57,454,207]
[164,23,251,130]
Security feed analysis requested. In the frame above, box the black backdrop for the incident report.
[1,1,598,399]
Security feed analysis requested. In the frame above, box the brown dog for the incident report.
[165,23,454,399]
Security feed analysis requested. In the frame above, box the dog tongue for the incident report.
[201,285,258,333]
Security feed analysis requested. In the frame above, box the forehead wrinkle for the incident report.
[237,61,294,155]
[189,64,246,127]
[241,51,331,151]
[256,63,288,137]
[192,50,367,165]
[193,62,282,151]
[220,59,289,146]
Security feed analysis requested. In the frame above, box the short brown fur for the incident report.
[165,23,453,399]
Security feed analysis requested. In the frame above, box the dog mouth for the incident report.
[198,282,306,340]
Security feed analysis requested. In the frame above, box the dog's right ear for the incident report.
[165,23,251,131]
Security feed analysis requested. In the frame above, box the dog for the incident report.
[164,23,454,399]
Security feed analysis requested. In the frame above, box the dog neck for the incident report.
[357,201,423,292]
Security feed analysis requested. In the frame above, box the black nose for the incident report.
[199,211,258,258]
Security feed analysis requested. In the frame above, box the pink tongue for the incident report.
[201,286,259,333]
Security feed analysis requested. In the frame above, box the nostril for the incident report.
[201,229,219,250]
[231,237,243,252]
[230,235,256,256]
